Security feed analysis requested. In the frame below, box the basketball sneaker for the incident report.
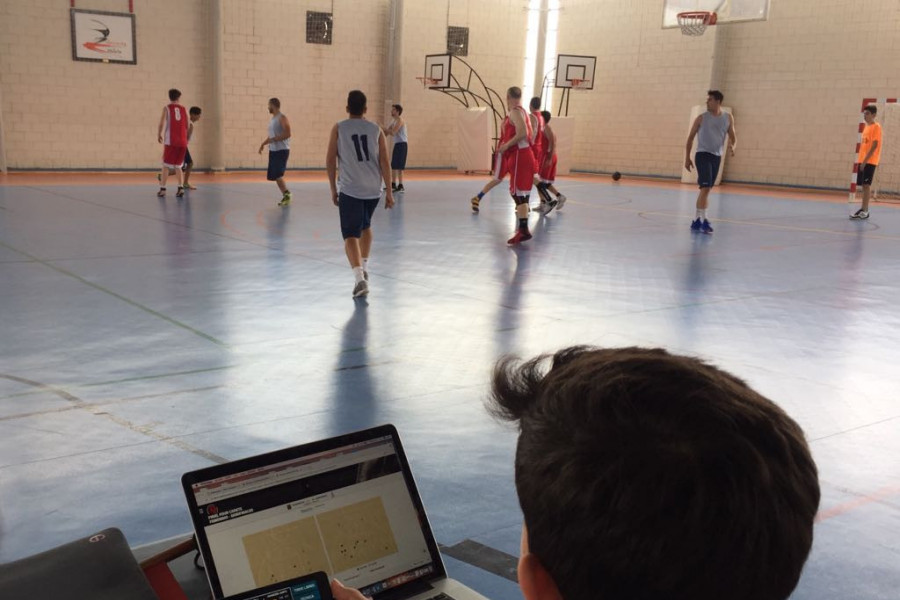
[850,209,869,220]
[701,219,714,234]
[278,191,292,207]
[157,188,166,197]
[391,183,398,191]
[397,184,405,192]
[690,218,702,231]
[176,186,185,198]
[185,183,197,190]
[556,194,567,210]
[507,229,533,245]
[352,280,369,298]
[471,196,480,212]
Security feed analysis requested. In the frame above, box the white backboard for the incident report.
[662,0,770,28]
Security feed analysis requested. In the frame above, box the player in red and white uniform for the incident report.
[534,110,566,212]
[469,87,536,244]
[157,88,189,198]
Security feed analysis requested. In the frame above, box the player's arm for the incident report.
[545,124,557,160]
[187,122,194,143]
[382,118,397,135]
[326,124,340,206]
[727,114,737,156]
[277,114,292,141]
[684,115,702,170]
[500,110,527,153]
[378,131,395,209]
[157,108,167,143]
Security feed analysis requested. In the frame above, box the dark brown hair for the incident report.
[490,346,819,600]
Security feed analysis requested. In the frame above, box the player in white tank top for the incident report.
[327,90,395,299]
[384,104,408,192]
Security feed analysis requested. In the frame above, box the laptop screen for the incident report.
[184,430,441,599]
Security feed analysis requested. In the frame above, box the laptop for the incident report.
[182,424,491,600]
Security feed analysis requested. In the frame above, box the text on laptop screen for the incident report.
[190,436,435,598]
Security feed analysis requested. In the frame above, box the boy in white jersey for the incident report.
[258,97,292,207]
[326,90,395,298]
[684,90,736,234]
[383,104,407,192]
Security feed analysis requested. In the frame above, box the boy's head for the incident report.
[706,89,724,109]
[168,88,181,102]
[268,98,281,114]
[490,346,820,600]
[864,104,877,123]
[189,106,202,122]
[540,110,551,124]
[530,97,541,111]
[392,104,403,117]
[506,86,523,109]
[347,90,367,117]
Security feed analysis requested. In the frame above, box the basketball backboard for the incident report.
[424,54,452,89]
[555,55,597,90]
[662,0,770,28]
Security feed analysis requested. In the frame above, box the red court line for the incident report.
[815,484,900,523]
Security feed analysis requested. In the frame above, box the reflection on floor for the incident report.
[0,173,897,599]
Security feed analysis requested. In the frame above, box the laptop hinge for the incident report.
[374,578,433,600]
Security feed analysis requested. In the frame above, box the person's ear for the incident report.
[518,553,564,600]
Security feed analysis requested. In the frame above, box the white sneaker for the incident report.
[556,194,567,210]
[849,209,869,220]
[352,280,369,298]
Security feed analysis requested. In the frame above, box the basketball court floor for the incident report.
[0,172,898,599]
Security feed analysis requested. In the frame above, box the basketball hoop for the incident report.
[416,76,441,88]
[677,11,717,36]
[571,78,591,90]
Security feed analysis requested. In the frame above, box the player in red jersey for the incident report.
[534,110,566,213]
[157,88,189,198]
[470,87,536,244]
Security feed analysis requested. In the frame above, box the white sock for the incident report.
[362,258,369,272]
[353,266,365,283]
[696,209,707,220]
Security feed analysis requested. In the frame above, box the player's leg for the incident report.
[183,148,196,189]
[472,150,507,212]
[507,151,534,244]
[175,165,185,197]
[267,150,291,206]
[852,165,875,219]
[392,142,407,191]
[158,163,168,196]
[339,194,369,297]
[359,198,378,281]
[692,152,715,232]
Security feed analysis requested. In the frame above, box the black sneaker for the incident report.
[176,186,185,198]
[850,209,869,220]
[397,184,405,192]
[391,183,398,191]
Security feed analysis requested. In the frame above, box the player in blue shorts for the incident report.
[326,90,395,298]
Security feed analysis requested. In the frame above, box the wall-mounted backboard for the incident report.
[554,55,597,90]
[662,0,771,28]
[424,54,452,89]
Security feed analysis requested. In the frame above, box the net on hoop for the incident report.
[677,11,717,36]
[571,78,591,90]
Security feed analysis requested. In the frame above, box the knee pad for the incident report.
[515,200,530,219]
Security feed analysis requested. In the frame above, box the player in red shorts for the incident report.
[470,87,536,244]
[534,110,566,212]
[157,88,189,198]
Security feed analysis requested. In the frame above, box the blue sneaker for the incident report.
[690,218,702,231]
[701,219,714,234]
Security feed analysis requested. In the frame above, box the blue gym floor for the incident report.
[0,173,898,599]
